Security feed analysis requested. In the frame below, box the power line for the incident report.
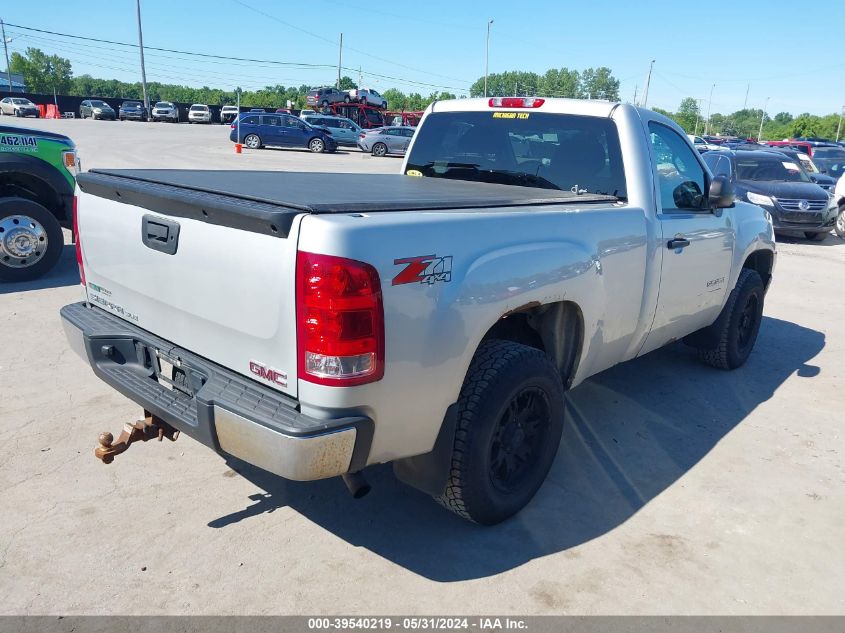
[4,21,466,92]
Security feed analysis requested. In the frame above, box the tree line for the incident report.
[653,97,842,141]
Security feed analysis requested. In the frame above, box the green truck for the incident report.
[0,124,78,282]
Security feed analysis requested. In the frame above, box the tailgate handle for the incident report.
[142,215,180,255]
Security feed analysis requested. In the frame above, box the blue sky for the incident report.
[2,0,844,116]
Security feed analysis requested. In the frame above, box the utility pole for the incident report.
[836,105,844,143]
[704,83,715,136]
[743,83,749,110]
[632,85,638,106]
[757,96,770,142]
[641,59,655,108]
[694,98,704,136]
[484,19,494,97]
[358,66,362,88]
[1,19,12,94]
[336,33,343,89]
[136,0,150,119]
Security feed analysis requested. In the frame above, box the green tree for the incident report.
[674,97,700,133]
[9,48,73,94]
[338,76,357,90]
[579,67,619,100]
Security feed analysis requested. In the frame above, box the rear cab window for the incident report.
[405,111,627,197]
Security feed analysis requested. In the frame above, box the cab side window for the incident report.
[648,122,708,212]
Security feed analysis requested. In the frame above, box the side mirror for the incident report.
[708,174,735,209]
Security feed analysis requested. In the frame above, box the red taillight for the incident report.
[72,195,85,286]
[230,124,236,130]
[488,97,545,108]
[296,251,384,386]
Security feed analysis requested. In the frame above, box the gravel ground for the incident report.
[0,117,843,615]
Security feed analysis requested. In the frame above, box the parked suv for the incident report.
[230,112,337,153]
[703,149,835,240]
[79,100,116,120]
[299,114,361,145]
[348,88,387,109]
[220,105,239,125]
[151,101,179,123]
[306,87,346,108]
[119,101,147,121]
[188,104,212,124]
[0,97,39,118]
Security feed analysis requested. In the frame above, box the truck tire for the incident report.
[437,340,564,525]
[693,268,764,370]
[0,197,64,282]
[836,207,845,239]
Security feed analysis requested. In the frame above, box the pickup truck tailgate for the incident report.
[75,171,301,397]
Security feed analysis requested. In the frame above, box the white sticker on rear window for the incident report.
[783,161,800,171]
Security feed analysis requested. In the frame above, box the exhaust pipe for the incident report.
[342,471,371,499]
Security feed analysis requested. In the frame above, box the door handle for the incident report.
[667,237,690,249]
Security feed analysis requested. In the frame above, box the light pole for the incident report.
[757,96,770,143]
[642,59,655,108]
[836,105,844,143]
[484,19,494,98]
[136,0,150,119]
[704,83,715,136]
[693,97,704,136]
[336,33,343,90]
[1,19,12,94]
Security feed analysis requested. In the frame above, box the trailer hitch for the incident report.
[95,411,180,464]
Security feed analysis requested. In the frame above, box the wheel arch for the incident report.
[0,156,73,226]
[742,248,775,292]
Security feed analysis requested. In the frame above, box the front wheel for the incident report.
[690,268,765,370]
[836,207,845,238]
[344,96,351,103]
[0,198,64,282]
[436,340,564,525]
[243,134,262,149]
[371,142,387,157]
[805,231,828,242]
[308,137,325,153]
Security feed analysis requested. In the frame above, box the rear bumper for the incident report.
[60,302,373,480]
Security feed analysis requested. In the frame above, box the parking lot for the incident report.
[1,118,843,615]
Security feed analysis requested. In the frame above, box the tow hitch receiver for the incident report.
[95,410,180,464]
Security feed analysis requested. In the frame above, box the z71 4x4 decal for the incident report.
[392,255,452,286]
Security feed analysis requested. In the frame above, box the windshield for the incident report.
[190,105,207,111]
[405,111,627,197]
[90,100,109,107]
[123,102,141,107]
[154,102,172,107]
[12,98,32,105]
[811,147,845,159]
[813,158,845,179]
[735,155,811,182]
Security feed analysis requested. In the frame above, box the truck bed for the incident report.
[76,169,614,238]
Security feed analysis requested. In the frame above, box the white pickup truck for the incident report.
[62,97,776,524]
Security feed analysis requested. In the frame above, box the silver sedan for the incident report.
[357,126,415,156]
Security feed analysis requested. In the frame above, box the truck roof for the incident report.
[77,169,615,238]
[429,97,621,118]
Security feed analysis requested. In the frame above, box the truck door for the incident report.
[640,121,735,353]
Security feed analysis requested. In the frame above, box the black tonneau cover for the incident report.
[77,169,615,238]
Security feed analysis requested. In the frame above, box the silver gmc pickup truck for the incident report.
[62,97,776,524]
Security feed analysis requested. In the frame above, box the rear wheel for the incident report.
[836,207,845,238]
[437,340,564,525]
[321,100,329,108]
[372,142,387,157]
[344,96,351,103]
[805,231,828,241]
[308,137,325,153]
[0,198,64,282]
[243,134,262,149]
[691,268,765,370]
